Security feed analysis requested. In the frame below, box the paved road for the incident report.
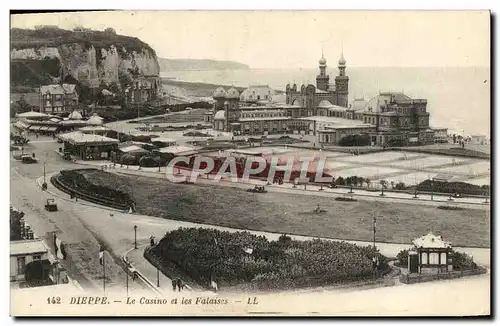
[10,137,148,295]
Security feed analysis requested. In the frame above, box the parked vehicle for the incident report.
[335,194,358,202]
[246,185,268,193]
[44,199,58,212]
[21,155,39,164]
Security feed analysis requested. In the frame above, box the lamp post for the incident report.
[134,225,137,249]
[430,180,434,201]
[125,261,131,297]
[372,216,377,250]
[157,268,160,287]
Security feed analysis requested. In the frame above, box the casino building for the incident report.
[205,51,442,146]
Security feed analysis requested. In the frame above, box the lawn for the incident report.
[78,170,490,248]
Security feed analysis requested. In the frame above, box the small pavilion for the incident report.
[409,232,453,274]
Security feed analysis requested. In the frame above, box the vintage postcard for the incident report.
[9,10,490,317]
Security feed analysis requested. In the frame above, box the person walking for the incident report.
[172,278,177,292]
[177,279,183,292]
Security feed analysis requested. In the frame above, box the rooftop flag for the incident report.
[53,233,66,260]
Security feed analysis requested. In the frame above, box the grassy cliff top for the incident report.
[10,27,155,55]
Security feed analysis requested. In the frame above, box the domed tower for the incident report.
[213,87,227,111]
[335,50,349,108]
[316,52,330,91]
[225,87,241,132]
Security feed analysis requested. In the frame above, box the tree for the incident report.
[380,180,388,196]
[118,71,133,89]
[365,178,371,189]
[336,176,345,186]
[358,177,365,188]
[104,27,116,34]
[390,181,395,189]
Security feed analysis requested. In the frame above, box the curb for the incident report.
[122,246,163,297]
[36,174,124,213]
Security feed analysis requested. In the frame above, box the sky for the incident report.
[10,10,490,69]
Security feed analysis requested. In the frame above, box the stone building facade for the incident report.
[285,51,349,111]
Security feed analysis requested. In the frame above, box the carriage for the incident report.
[246,185,267,193]
[45,199,58,212]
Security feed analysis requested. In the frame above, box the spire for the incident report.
[319,44,327,66]
[338,39,346,66]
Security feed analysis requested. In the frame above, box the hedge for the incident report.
[150,228,389,291]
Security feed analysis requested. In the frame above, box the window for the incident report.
[17,257,26,274]
[440,252,447,264]
[33,255,41,261]
[421,252,428,264]
[257,95,260,100]
[429,253,439,265]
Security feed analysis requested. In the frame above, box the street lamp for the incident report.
[372,216,377,250]
[157,268,160,287]
[125,261,131,297]
[134,225,138,249]
[430,180,434,201]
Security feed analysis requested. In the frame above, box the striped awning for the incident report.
[39,126,49,131]
[47,127,58,131]
[28,125,41,131]
[14,121,30,130]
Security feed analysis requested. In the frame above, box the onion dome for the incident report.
[68,110,83,120]
[213,87,227,98]
[319,55,327,65]
[214,110,225,120]
[338,52,346,66]
[87,113,104,125]
[226,87,240,99]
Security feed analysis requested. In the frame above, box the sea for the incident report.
[161,67,490,137]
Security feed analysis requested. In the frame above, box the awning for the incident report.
[47,127,58,131]
[39,126,49,131]
[28,125,41,131]
[14,121,29,129]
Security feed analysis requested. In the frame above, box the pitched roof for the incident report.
[40,84,76,95]
[119,145,148,153]
[412,232,451,249]
[58,131,119,145]
[10,240,47,256]
[16,111,49,119]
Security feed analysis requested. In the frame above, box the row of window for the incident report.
[243,94,270,101]
[240,112,285,118]
[421,252,447,265]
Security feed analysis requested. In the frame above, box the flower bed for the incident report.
[149,227,389,291]
[55,169,133,209]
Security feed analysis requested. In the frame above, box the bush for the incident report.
[396,248,414,267]
[452,251,477,270]
[339,134,370,147]
[59,169,133,206]
[10,206,25,241]
[416,179,488,196]
[139,155,159,168]
[120,154,138,166]
[150,228,389,290]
